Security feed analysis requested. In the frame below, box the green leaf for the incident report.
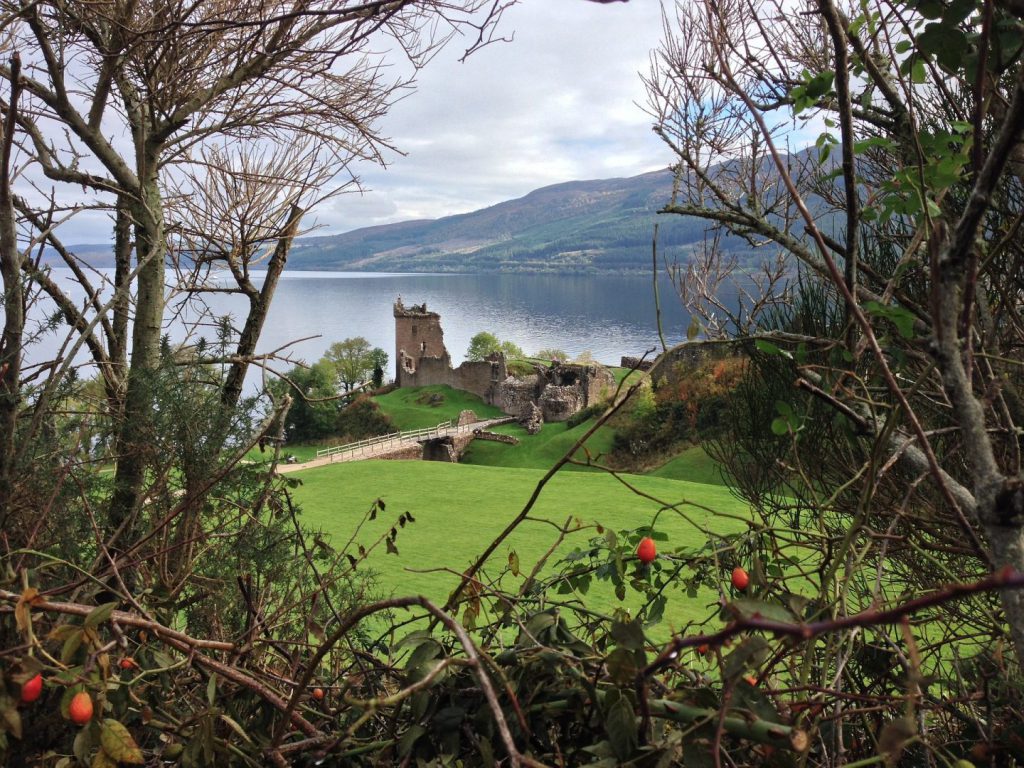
[911,59,927,83]
[1,697,22,740]
[398,725,426,758]
[606,647,640,685]
[727,598,793,623]
[723,636,771,679]
[508,550,520,576]
[84,602,118,631]
[73,725,95,764]
[604,695,638,761]
[918,23,968,69]
[770,417,790,436]
[100,719,144,764]
[61,628,85,664]
[610,619,646,651]
[527,611,556,634]
[219,714,254,745]
[804,71,834,99]
[206,673,217,707]
[755,339,782,356]
[733,680,783,724]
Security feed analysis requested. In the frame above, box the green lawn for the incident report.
[291,460,750,635]
[374,385,506,430]
[460,418,616,473]
[650,445,728,486]
[609,366,650,387]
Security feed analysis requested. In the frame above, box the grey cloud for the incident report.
[319,1,670,235]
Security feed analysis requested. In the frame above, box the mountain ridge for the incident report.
[62,168,751,274]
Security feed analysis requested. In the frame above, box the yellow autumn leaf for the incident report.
[99,719,144,764]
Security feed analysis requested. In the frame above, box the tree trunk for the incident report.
[0,55,21,514]
[220,205,303,411]
[108,168,165,538]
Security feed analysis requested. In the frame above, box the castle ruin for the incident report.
[394,298,614,425]
[394,299,507,406]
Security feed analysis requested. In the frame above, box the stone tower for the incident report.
[393,298,450,386]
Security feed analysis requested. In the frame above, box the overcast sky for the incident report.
[313,0,671,236]
[46,1,671,244]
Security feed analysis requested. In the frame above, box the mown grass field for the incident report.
[291,459,750,636]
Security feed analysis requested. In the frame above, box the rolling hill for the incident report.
[63,167,783,274]
[286,169,710,273]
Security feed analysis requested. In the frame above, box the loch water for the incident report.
[33,270,697,385]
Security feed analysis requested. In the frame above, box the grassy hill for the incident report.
[460,419,616,473]
[374,385,505,430]
[285,169,732,273]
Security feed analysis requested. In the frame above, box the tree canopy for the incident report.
[465,331,524,361]
[324,337,389,395]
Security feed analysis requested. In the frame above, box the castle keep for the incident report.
[394,298,614,425]
[394,299,506,406]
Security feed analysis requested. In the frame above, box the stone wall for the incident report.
[394,300,448,387]
[472,431,519,445]
[620,356,654,372]
[394,298,507,404]
[497,375,542,418]
[539,385,584,422]
[377,445,423,461]
[394,298,614,424]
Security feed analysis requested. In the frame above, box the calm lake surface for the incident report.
[33,270,696,386]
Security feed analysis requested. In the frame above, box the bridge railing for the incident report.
[315,420,459,460]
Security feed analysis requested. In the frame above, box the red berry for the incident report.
[20,673,43,704]
[731,566,749,591]
[119,657,137,670]
[696,644,710,656]
[69,691,94,725]
[636,537,657,564]
[312,687,325,701]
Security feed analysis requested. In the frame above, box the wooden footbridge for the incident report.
[276,417,513,473]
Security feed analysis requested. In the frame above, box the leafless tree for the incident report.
[647,0,1024,664]
[0,0,514,539]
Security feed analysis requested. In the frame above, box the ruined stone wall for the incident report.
[394,299,507,404]
[620,356,654,372]
[452,357,506,404]
[539,385,584,423]
[377,445,423,461]
[497,375,542,418]
[398,356,504,405]
[394,297,613,424]
[400,355,455,390]
[580,364,615,404]
[394,300,448,387]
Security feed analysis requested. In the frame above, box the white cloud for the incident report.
[51,1,674,243]
[317,0,672,235]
